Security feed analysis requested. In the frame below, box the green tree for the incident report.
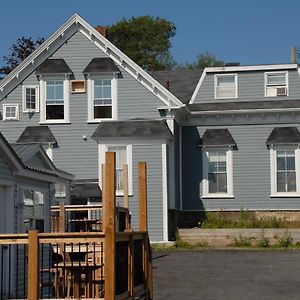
[107,16,176,71]
[178,52,225,69]
[0,36,44,75]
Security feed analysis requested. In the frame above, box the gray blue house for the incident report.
[1,14,300,242]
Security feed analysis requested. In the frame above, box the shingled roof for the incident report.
[16,126,57,144]
[83,57,120,74]
[36,59,72,75]
[91,120,173,140]
[149,69,203,104]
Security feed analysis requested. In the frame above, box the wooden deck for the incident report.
[0,153,153,299]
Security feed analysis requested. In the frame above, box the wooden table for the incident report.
[57,262,103,298]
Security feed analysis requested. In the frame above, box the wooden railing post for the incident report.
[104,152,116,300]
[138,162,147,232]
[59,202,65,232]
[28,230,39,300]
[123,164,131,230]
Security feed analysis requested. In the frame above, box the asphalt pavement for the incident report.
[153,250,300,300]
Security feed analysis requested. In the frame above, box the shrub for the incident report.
[232,235,254,247]
[276,233,293,248]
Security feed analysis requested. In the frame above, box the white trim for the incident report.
[22,85,39,113]
[190,107,300,116]
[46,145,53,161]
[205,64,298,73]
[40,77,70,123]
[270,147,300,196]
[162,144,169,242]
[0,14,183,108]
[214,73,238,99]
[264,71,289,97]
[179,126,183,210]
[96,137,170,145]
[202,147,234,198]
[3,104,19,121]
[190,70,207,104]
[87,77,117,122]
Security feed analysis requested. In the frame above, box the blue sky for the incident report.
[1,0,300,67]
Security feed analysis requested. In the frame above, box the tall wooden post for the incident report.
[138,162,147,232]
[59,202,65,232]
[123,164,129,209]
[104,152,116,300]
[28,230,39,300]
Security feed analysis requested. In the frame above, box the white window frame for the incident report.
[87,75,118,122]
[39,76,70,124]
[3,104,19,121]
[264,71,288,97]
[202,147,234,198]
[98,144,132,196]
[214,73,238,99]
[22,85,39,113]
[21,187,46,232]
[270,146,300,197]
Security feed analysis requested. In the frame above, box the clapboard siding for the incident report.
[0,156,13,181]
[0,30,162,180]
[194,70,300,103]
[26,154,48,170]
[182,124,300,211]
[128,144,163,242]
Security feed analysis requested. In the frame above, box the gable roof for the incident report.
[0,14,183,108]
[16,126,57,144]
[149,69,203,104]
[91,120,173,140]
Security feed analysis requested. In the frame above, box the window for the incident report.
[55,183,66,198]
[22,85,39,112]
[107,145,127,191]
[3,104,19,120]
[265,72,288,97]
[202,148,234,197]
[40,78,70,123]
[46,80,64,120]
[87,76,117,122]
[214,74,237,99]
[270,148,300,196]
[98,144,132,195]
[22,189,45,232]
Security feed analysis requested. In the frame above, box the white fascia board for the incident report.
[76,15,183,108]
[190,70,207,104]
[0,14,79,94]
[0,13,184,109]
[205,64,298,73]
[190,107,300,115]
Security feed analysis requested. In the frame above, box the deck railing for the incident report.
[0,153,153,299]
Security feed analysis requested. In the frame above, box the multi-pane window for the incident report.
[107,145,127,191]
[276,150,296,192]
[23,86,39,112]
[215,74,237,99]
[46,80,64,120]
[265,72,288,97]
[23,189,45,232]
[94,79,112,119]
[208,151,227,193]
[3,104,19,120]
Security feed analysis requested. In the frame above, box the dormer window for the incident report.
[83,57,119,123]
[265,72,288,97]
[214,74,237,99]
[36,59,72,124]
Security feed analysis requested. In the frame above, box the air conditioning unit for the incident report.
[276,87,287,96]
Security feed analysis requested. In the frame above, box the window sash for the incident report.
[25,88,36,110]
[215,75,237,98]
[3,105,18,120]
[46,80,64,104]
[107,146,127,191]
[266,74,286,86]
[208,151,228,193]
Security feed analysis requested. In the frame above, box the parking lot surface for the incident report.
[153,250,300,300]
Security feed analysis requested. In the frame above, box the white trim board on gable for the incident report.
[0,14,184,109]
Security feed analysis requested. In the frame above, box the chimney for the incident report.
[291,47,298,64]
[95,26,108,38]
